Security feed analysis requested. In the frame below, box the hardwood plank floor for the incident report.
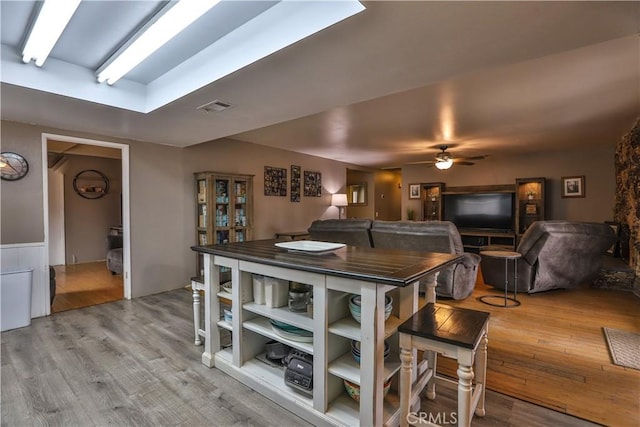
[2,286,609,426]
[52,262,123,313]
[437,273,640,427]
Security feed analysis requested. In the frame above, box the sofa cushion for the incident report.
[308,219,373,247]
[370,220,464,254]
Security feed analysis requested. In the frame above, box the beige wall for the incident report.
[61,155,121,264]
[1,122,45,243]
[402,146,616,223]
[1,122,356,300]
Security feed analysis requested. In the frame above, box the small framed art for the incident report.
[561,176,585,198]
[408,184,421,199]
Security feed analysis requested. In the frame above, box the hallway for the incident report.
[52,261,123,313]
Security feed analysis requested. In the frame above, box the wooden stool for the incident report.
[399,303,490,427]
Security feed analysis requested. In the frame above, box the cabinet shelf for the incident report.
[215,348,314,408]
[328,314,402,341]
[243,302,313,331]
[515,177,545,237]
[243,317,314,354]
[328,352,401,385]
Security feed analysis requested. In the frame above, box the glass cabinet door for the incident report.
[232,179,249,242]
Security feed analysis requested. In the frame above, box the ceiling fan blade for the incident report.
[406,159,436,165]
[454,161,475,166]
[457,155,487,161]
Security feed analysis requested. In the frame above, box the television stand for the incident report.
[458,230,516,253]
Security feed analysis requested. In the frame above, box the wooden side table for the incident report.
[399,303,490,427]
[479,250,522,308]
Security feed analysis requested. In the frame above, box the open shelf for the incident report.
[328,351,401,385]
[243,302,313,331]
[243,317,314,354]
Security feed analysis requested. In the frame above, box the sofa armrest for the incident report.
[460,252,481,268]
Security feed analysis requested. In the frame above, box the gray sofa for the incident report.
[480,221,617,293]
[308,219,480,300]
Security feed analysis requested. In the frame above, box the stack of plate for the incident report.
[221,281,233,295]
[270,319,313,342]
[351,340,390,364]
[348,294,393,323]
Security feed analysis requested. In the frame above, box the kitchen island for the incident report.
[192,239,462,426]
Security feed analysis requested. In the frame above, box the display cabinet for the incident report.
[515,177,545,239]
[194,171,253,280]
[421,182,444,221]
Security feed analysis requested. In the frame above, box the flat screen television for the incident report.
[443,192,514,232]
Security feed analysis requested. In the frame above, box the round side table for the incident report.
[479,250,522,307]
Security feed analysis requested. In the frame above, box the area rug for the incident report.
[603,327,640,370]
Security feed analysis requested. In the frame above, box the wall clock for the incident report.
[0,152,29,181]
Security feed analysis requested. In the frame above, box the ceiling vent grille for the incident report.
[197,100,233,113]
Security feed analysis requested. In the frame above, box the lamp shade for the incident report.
[331,193,348,207]
[435,159,453,170]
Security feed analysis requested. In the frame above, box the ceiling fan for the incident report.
[409,145,487,169]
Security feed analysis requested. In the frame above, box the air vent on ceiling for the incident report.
[197,99,233,113]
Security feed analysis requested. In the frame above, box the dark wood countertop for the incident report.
[192,239,462,287]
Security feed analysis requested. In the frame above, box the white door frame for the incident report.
[41,133,131,313]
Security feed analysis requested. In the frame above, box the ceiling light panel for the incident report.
[22,0,82,67]
[96,0,222,85]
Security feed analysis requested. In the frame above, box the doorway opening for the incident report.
[42,133,131,314]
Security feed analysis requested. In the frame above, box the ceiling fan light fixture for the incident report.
[21,0,82,67]
[435,159,453,170]
[96,0,222,85]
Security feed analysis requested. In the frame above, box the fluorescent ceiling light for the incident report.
[22,0,82,67]
[97,0,221,85]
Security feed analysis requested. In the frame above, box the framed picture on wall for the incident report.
[290,165,301,202]
[408,183,421,199]
[561,175,585,198]
[303,171,322,197]
[264,166,287,196]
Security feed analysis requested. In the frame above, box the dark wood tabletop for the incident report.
[192,239,462,287]
[398,303,490,348]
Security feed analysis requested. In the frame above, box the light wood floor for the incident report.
[437,275,640,427]
[2,288,597,427]
[51,262,123,313]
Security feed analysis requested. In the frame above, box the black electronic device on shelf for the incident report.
[284,349,313,394]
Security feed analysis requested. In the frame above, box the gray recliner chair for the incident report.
[481,221,617,293]
[106,235,123,275]
[370,221,481,300]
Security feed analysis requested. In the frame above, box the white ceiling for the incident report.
[1,1,638,169]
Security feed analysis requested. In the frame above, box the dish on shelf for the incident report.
[351,340,389,364]
[344,377,392,402]
[349,294,393,323]
[275,240,345,254]
[221,281,232,294]
[270,319,314,342]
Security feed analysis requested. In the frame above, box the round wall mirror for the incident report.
[73,169,110,199]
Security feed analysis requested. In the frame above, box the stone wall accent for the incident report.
[613,119,640,296]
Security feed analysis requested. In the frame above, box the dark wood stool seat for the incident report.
[399,303,490,427]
